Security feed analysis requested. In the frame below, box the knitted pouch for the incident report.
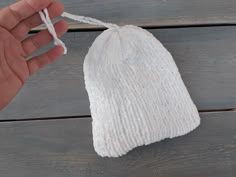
[40,10,201,157]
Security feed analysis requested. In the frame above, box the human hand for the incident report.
[0,0,68,110]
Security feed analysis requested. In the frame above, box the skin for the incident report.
[0,0,68,110]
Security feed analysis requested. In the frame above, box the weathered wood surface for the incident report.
[0,112,235,177]
[1,0,236,29]
[1,26,236,119]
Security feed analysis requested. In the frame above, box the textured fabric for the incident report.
[40,11,201,157]
[84,25,200,157]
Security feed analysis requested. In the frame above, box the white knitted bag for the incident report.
[40,10,201,157]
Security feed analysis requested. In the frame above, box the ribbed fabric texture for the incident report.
[39,10,200,157]
[84,25,200,157]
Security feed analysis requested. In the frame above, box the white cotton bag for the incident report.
[40,10,201,157]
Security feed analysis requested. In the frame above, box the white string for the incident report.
[61,12,119,29]
[39,10,119,55]
[39,9,67,54]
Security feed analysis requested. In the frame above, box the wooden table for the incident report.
[0,0,235,176]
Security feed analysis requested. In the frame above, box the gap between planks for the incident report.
[0,109,235,123]
[31,22,236,33]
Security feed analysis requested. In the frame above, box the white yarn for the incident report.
[62,12,119,29]
[39,9,67,54]
[84,25,200,157]
[39,10,118,54]
[40,10,201,157]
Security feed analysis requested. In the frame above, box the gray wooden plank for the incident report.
[0,112,235,177]
[1,0,236,29]
[1,26,236,119]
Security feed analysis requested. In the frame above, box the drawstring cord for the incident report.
[62,12,118,29]
[39,9,67,54]
[39,9,118,55]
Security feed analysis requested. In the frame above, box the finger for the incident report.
[11,1,64,40]
[22,20,68,57]
[27,46,64,76]
[0,0,51,30]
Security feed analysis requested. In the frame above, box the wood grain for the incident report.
[0,112,235,177]
[1,26,236,119]
[1,0,236,29]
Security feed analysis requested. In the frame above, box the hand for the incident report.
[0,0,68,110]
